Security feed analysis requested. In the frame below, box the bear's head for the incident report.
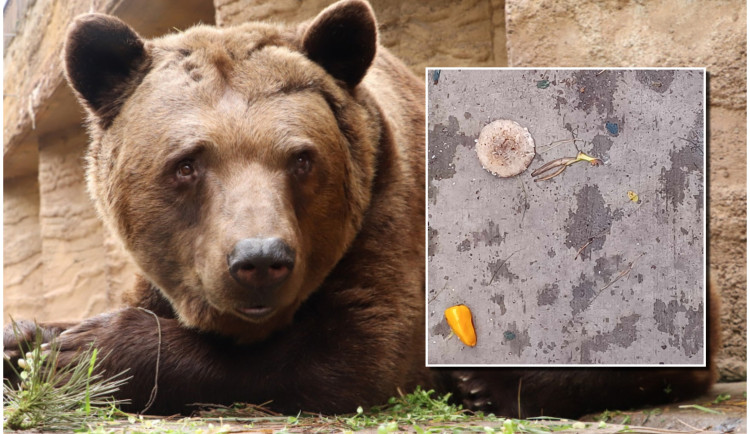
[64,0,382,342]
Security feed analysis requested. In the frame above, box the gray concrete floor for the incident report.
[579,381,747,433]
[427,69,705,365]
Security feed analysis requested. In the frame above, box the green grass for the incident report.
[3,325,130,431]
[712,393,731,404]
[198,388,579,433]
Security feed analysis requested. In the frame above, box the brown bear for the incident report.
[4,0,718,418]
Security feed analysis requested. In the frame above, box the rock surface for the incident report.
[215,0,508,75]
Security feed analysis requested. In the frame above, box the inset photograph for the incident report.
[427,68,706,366]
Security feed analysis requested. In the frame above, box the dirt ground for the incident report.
[19,381,739,433]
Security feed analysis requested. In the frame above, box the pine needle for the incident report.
[3,325,131,431]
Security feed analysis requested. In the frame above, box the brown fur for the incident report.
[52,0,427,414]
[69,1,415,345]
[3,0,717,418]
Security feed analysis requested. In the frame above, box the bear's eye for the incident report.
[176,160,196,178]
[292,151,312,177]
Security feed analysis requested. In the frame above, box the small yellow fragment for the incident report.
[627,190,639,202]
[444,304,477,347]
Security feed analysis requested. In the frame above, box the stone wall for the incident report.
[3,172,42,320]
[214,0,508,76]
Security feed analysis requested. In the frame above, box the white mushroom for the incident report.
[476,119,535,177]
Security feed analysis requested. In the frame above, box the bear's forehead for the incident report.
[111,23,348,157]
[146,23,321,97]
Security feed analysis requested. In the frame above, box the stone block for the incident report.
[215,0,509,76]
[37,131,114,321]
[3,173,42,322]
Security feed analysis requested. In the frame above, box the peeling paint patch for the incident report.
[484,257,519,285]
[428,183,438,205]
[591,134,613,157]
[654,298,704,357]
[572,70,621,115]
[428,226,439,257]
[593,255,623,285]
[471,221,507,248]
[537,283,560,306]
[570,274,596,316]
[554,96,567,111]
[505,321,531,357]
[564,184,624,260]
[690,109,705,150]
[431,319,451,338]
[580,314,640,363]
[428,115,476,183]
[659,145,703,212]
[636,70,675,94]
[457,238,471,252]
[490,294,507,315]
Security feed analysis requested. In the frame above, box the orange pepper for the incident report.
[444,304,477,347]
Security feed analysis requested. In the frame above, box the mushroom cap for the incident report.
[476,119,536,177]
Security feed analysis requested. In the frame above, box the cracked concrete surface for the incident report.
[427,69,705,365]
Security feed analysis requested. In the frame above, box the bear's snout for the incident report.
[227,237,295,299]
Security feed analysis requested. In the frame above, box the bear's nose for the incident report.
[227,237,295,292]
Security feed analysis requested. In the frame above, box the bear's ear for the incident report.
[63,14,150,128]
[302,0,377,88]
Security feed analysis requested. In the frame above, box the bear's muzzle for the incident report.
[227,237,296,319]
